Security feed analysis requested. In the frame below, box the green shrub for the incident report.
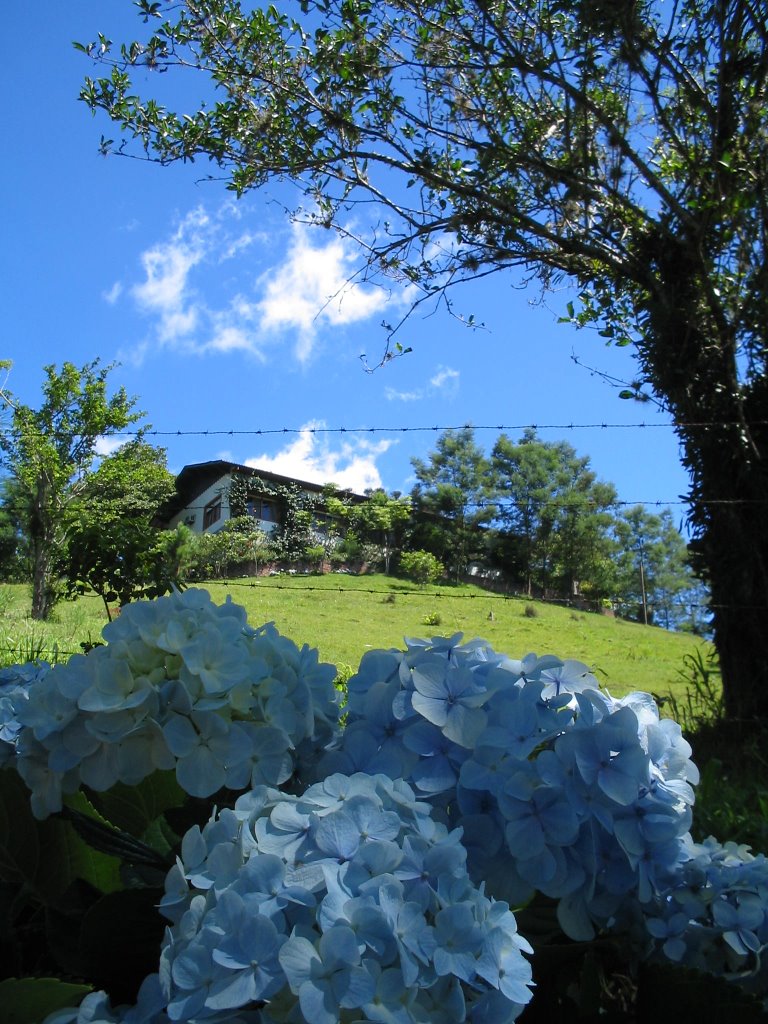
[399,550,444,586]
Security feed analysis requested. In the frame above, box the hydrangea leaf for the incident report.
[0,771,121,902]
[0,978,93,1024]
[87,770,186,837]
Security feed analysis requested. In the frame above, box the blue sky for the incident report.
[3,3,691,520]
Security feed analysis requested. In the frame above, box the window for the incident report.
[248,498,279,524]
[203,496,222,530]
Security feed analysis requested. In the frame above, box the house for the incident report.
[160,460,361,537]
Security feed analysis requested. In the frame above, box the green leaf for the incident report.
[0,978,92,1024]
[141,813,179,860]
[61,801,171,872]
[43,820,121,903]
[0,771,121,903]
[0,769,41,887]
[87,770,186,838]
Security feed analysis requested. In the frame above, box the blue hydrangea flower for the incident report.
[155,773,533,1022]
[8,589,341,818]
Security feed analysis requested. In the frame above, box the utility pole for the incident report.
[638,541,648,626]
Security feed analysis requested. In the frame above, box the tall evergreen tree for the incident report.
[613,506,700,630]
[411,427,495,582]
[492,430,617,598]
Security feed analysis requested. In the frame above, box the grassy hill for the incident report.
[0,575,713,705]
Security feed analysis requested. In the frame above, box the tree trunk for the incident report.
[639,236,768,724]
[689,432,768,723]
[30,540,52,621]
[29,477,54,621]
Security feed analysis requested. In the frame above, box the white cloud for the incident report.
[430,365,460,393]
[256,224,391,362]
[385,365,460,402]
[244,421,394,493]
[94,435,127,458]
[220,231,262,262]
[120,205,411,366]
[384,386,422,402]
[131,207,208,343]
[103,281,122,305]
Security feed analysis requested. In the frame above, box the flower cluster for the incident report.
[158,771,533,1023]
[320,634,699,939]
[640,834,768,995]
[52,772,534,1024]
[7,589,341,818]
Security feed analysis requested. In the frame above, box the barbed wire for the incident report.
[1,571,759,670]
[201,578,756,609]
[1,419,767,441]
[6,575,761,668]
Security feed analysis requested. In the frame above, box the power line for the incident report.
[174,496,767,513]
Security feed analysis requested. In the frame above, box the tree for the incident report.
[80,2,768,722]
[545,458,618,604]
[492,430,617,599]
[410,427,495,582]
[64,440,179,616]
[612,505,701,630]
[326,487,411,573]
[0,478,28,582]
[0,362,142,620]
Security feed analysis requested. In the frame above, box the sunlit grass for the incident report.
[0,575,714,704]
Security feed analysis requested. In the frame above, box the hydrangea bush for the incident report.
[1,589,766,1023]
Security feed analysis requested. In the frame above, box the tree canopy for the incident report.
[410,427,496,581]
[613,504,701,630]
[492,429,617,599]
[0,362,142,619]
[79,0,768,722]
[64,439,180,615]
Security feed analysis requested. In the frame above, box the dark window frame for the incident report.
[203,496,223,530]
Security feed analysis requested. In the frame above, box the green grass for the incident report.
[0,575,714,705]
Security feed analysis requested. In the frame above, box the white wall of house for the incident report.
[166,474,232,535]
